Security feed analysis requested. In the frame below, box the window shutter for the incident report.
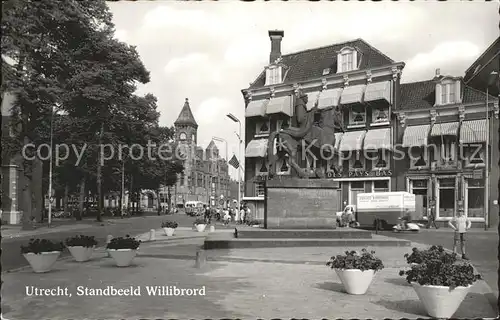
[455,80,461,103]
[337,53,343,73]
[352,50,358,70]
[435,84,442,106]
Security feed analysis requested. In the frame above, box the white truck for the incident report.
[355,192,418,230]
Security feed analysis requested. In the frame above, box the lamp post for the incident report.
[47,105,55,227]
[226,113,242,218]
[484,71,498,230]
[213,136,228,200]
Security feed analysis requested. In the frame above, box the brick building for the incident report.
[170,98,232,208]
[241,30,405,220]
[394,69,498,228]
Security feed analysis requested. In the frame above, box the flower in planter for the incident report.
[194,218,206,225]
[21,238,65,254]
[326,249,384,271]
[399,257,481,289]
[161,221,178,229]
[403,245,457,265]
[106,235,141,250]
[65,235,98,248]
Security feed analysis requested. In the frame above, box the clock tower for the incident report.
[174,98,198,188]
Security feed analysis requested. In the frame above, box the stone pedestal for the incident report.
[265,178,339,229]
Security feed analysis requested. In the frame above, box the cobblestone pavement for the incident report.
[1,237,495,319]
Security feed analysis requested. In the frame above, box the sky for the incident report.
[107,1,498,180]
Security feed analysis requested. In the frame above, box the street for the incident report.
[1,212,199,272]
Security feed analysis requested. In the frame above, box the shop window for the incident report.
[349,106,366,126]
[350,152,364,170]
[351,181,364,190]
[437,178,455,218]
[466,179,484,218]
[256,120,271,136]
[371,150,389,169]
[373,180,389,192]
[372,108,389,124]
[255,158,268,175]
[306,153,317,170]
[411,179,428,215]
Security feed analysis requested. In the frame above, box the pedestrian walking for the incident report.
[203,205,212,224]
[427,204,439,229]
[246,206,251,222]
[222,208,230,226]
[448,209,471,260]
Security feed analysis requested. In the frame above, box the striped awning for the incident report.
[339,130,366,152]
[266,95,293,116]
[334,132,343,151]
[402,124,431,147]
[430,121,459,137]
[245,139,268,158]
[306,91,320,111]
[460,119,487,143]
[317,88,343,110]
[340,84,366,105]
[245,99,269,118]
[364,81,391,103]
[364,128,391,150]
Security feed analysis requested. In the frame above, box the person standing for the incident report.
[448,209,471,260]
[240,206,246,225]
[204,205,211,224]
[427,203,439,229]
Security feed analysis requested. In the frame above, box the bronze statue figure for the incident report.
[267,90,345,178]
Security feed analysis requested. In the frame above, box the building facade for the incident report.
[169,98,232,208]
[241,31,405,220]
[394,71,499,228]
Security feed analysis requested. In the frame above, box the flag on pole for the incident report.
[228,155,240,169]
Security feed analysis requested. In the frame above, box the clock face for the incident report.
[179,132,187,140]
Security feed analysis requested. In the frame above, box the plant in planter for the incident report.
[194,218,206,232]
[65,235,98,262]
[404,245,456,265]
[161,221,178,236]
[326,249,384,295]
[21,238,65,273]
[106,235,141,267]
[399,247,481,318]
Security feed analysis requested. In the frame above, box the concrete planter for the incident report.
[195,224,206,232]
[108,249,137,267]
[209,225,215,232]
[163,228,175,236]
[411,282,472,318]
[67,246,95,262]
[23,251,61,273]
[335,269,375,295]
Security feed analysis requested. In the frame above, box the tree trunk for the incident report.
[77,177,85,220]
[96,121,104,222]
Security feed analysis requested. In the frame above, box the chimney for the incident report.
[268,30,284,64]
[435,68,441,78]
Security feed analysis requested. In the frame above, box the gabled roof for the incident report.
[206,140,218,150]
[174,98,198,128]
[248,38,395,89]
[464,37,500,81]
[399,79,498,111]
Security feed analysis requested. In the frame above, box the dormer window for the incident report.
[437,79,460,105]
[265,65,282,86]
[337,47,358,73]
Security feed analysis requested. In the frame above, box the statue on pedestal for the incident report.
[267,90,344,178]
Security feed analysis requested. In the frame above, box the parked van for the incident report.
[356,192,420,230]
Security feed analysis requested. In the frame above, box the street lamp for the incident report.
[484,70,498,230]
[226,113,242,218]
[48,105,55,227]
